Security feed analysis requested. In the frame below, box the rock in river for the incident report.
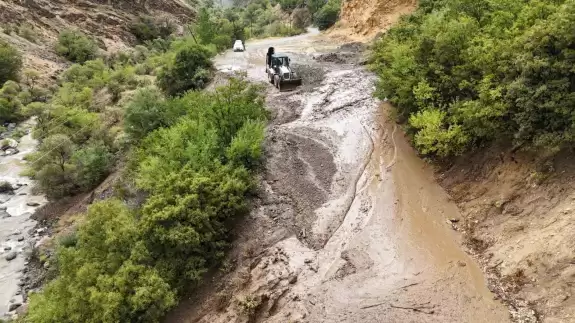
[4,252,17,261]
[8,303,21,312]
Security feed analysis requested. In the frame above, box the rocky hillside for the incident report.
[334,0,416,39]
[0,0,195,81]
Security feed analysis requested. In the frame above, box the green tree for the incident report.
[72,141,113,191]
[307,0,326,15]
[27,134,76,198]
[141,163,252,286]
[225,120,265,169]
[24,77,268,322]
[370,0,575,157]
[124,87,190,141]
[313,0,341,30]
[0,81,24,122]
[195,7,217,44]
[130,16,176,43]
[56,30,98,63]
[157,44,213,96]
[26,200,176,323]
[0,40,22,84]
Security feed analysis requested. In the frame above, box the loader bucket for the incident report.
[278,78,302,92]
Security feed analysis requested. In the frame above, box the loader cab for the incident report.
[271,54,290,67]
[270,54,290,73]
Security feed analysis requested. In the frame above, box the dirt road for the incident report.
[166,30,511,323]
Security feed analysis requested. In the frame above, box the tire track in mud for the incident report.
[319,120,373,249]
[386,123,398,170]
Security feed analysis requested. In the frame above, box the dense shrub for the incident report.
[225,120,266,169]
[25,53,152,198]
[264,22,304,37]
[371,0,575,157]
[135,79,267,189]
[123,87,184,141]
[130,16,176,43]
[313,0,341,30]
[26,78,268,322]
[26,200,176,323]
[0,81,24,122]
[141,163,252,286]
[156,44,213,96]
[0,40,22,84]
[56,30,98,63]
[189,0,309,45]
[27,134,76,198]
[72,141,114,191]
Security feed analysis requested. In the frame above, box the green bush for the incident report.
[26,78,268,323]
[27,200,176,323]
[212,34,233,52]
[141,163,252,286]
[0,40,22,84]
[27,134,76,198]
[58,232,78,248]
[156,44,213,96]
[56,30,98,63]
[313,0,341,30]
[124,87,171,140]
[72,141,113,191]
[264,22,304,37]
[108,65,138,101]
[225,120,266,169]
[130,16,176,43]
[0,181,14,193]
[0,81,24,122]
[61,59,108,88]
[371,0,575,157]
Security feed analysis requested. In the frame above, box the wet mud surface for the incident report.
[166,30,511,323]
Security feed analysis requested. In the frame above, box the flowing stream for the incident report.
[0,119,47,316]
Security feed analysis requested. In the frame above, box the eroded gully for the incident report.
[166,29,511,323]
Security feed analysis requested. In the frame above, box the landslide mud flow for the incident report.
[167,30,510,323]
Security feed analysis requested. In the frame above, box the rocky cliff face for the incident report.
[0,0,195,80]
[1,0,194,42]
[338,0,416,38]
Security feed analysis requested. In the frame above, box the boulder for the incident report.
[0,138,17,150]
[8,303,21,312]
[4,251,17,261]
[4,148,19,155]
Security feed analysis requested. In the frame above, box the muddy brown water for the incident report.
[168,29,511,323]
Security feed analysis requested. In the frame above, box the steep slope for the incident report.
[0,0,195,81]
[332,0,416,40]
[438,148,575,322]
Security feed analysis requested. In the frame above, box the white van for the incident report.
[233,40,244,52]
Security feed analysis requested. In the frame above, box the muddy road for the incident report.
[167,30,511,323]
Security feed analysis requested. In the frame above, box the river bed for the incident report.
[0,119,47,317]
